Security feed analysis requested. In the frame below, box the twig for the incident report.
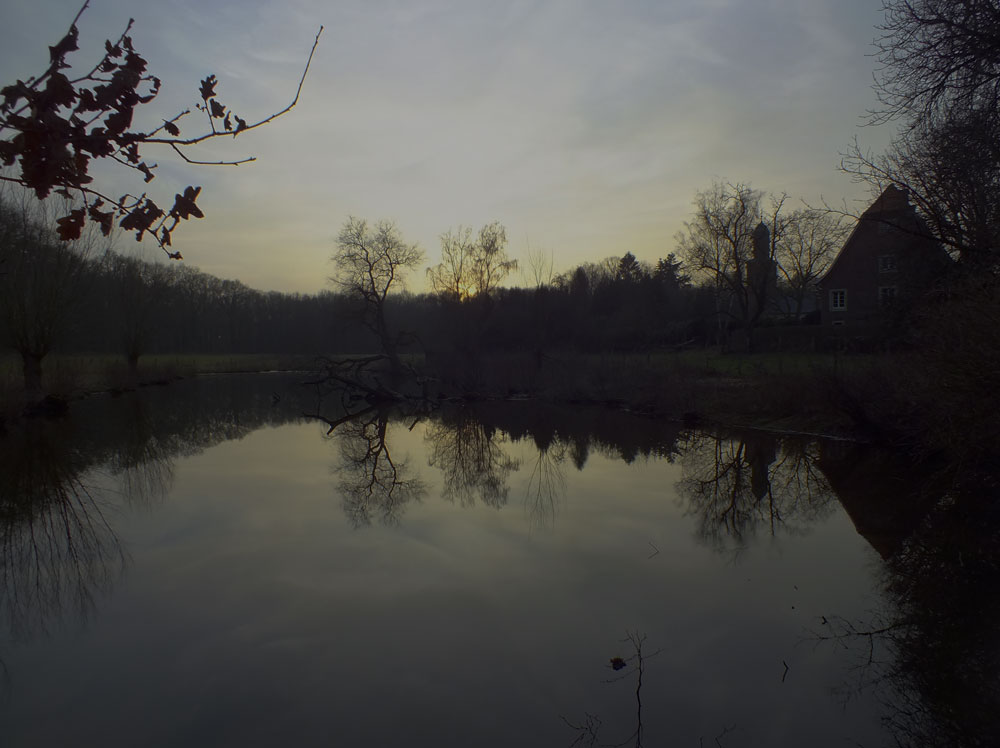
[561,712,603,747]
[142,25,325,148]
[169,143,256,167]
[715,724,737,747]
[303,406,374,435]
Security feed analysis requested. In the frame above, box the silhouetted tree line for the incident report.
[70,259,354,356]
[486,251,708,352]
[0,196,728,375]
[401,250,710,360]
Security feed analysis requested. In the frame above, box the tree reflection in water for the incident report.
[322,403,1000,746]
[425,411,520,509]
[815,482,1000,748]
[0,379,993,745]
[323,406,426,527]
[106,398,175,508]
[676,431,836,554]
[524,437,566,531]
[1,375,305,646]
[0,422,125,642]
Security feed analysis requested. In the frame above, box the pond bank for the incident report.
[420,350,865,444]
[0,353,318,419]
[1,350,873,444]
[419,349,1000,468]
[6,349,981,465]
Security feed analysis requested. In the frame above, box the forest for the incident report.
[2,0,999,469]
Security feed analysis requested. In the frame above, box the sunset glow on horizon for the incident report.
[1,0,892,293]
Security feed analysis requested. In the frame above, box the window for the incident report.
[878,254,897,272]
[830,289,847,311]
[879,286,897,306]
[832,320,845,327]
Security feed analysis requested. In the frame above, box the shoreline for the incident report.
[0,350,899,450]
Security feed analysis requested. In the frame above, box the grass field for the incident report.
[665,349,872,377]
[0,352,319,415]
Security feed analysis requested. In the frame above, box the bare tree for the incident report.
[843,105,1000,267]
[0,1,322,257]
[774,209,849,319]
[474,221,517,299]
[110,252,171,386]
[427,225,476,301]
[845,1,1000,269]
[675,181,781,347]
[872,0,1000,123]
[329,217,423,386]
[427,221,516,300]
[0,187,107,404]
[523,243,554,289]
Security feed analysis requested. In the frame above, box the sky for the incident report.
[1,0,895,293]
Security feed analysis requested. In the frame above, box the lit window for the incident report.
[879,286,897,306]
[830,289,847,311]
[878,255,897,272]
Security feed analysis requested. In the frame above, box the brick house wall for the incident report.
[818,185,951,327]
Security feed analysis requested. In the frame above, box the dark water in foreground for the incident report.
[1,374,997,747]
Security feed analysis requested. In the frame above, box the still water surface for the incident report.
[0,374,995,746]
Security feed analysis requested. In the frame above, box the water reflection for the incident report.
[106,397,175,508]
[674,433,1000,744]
[0,374,308,644]
[563,630,664,748]
[0,421,125,641]
[0,376,996,745]
[677,432,837,554]
[425,402,684,530]
[524,439,566,531]
[326,406,427,527]
[425,410,520,509]
[816,478,1000,747]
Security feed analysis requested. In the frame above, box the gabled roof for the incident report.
[866,183,910,214]
[818,184,911,287]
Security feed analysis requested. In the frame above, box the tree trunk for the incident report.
[21,351,44,405]
[375,307,404,387]
[126,351,140,389]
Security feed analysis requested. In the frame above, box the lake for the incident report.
[1,373,996,747]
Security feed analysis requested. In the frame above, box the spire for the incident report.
[752,221,770,259]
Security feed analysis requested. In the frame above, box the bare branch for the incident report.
[169,143,256,167]
[0,5,322,258]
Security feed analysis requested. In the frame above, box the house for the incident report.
[818,185,951,328]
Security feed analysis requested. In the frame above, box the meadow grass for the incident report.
[0,352,318,415]
[2,347,882,438]
[417,347,880,437]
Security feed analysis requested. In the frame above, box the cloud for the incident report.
[0,0,886,292]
